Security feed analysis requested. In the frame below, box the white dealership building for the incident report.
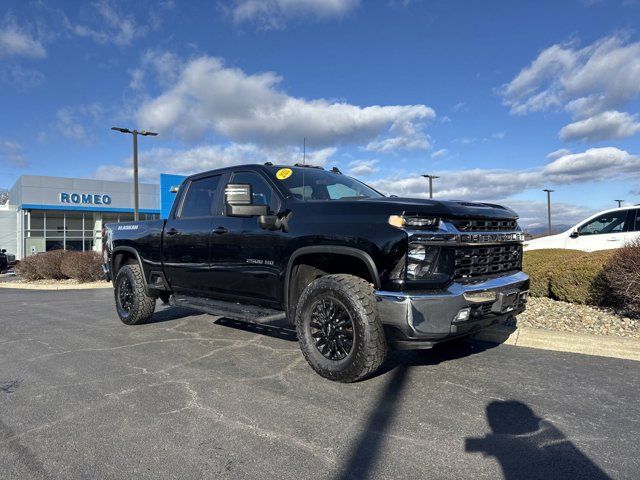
[0,175,161,260]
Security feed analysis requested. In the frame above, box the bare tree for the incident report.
[0,189,8,206]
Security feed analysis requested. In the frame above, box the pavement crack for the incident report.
[24,337,239,362]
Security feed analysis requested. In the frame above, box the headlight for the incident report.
[406,244,439,280]
[389,215,440,229]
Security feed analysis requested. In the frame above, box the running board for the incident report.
[170,294,286,324]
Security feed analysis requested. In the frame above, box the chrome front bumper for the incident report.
[376,271,529,345]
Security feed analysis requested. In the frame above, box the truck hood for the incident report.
[298,197,519,220]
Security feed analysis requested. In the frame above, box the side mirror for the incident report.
[225,183,268,217]
[258,215,280,231]
[570,231,579,239]
[259,209,292,232]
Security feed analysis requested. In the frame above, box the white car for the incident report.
[524,205,640,252]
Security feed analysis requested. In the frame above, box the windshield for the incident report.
[266,166,384,201]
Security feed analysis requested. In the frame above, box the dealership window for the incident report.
[23,210,158,255]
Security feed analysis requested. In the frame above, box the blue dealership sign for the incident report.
[60,192,112,205]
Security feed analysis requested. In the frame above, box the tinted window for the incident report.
[266,166,383,201]
[577,210,628,235]
[230,171,280,214]
[632,210,640,232]
[180,175,221,218]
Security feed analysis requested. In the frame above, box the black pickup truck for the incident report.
[104,163,529,382]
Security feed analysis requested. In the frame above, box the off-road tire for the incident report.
[114,264,156,325]
[295,274,387,382]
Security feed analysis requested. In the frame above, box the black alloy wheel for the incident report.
[309,297,354,361]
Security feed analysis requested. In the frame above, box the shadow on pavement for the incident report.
[466,400,610,479]
[335,365,410,480]
[145,306,201,324]
[213,317,298,342]
[371,338,501,378]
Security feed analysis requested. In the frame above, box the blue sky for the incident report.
[1,0,639,228]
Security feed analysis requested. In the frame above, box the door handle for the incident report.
[213,226,228,235]
[607,238,620,242]
[166,228,178,236]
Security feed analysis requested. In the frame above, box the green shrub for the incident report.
[522,249,582,297]
[548,250,613,305]
[605,239,640,315]
[523,249,613,305]
[60,251,104,283]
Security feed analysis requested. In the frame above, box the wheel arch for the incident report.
[111,247,147,286]
[284,246,380,319]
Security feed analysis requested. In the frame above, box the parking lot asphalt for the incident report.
[1,288,638,479]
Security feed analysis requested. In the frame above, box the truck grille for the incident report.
[454,219,518,232]
[454,244,522,278]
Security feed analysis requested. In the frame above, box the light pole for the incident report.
[111,127,158,221]
[422,174,440,199]
[543,189,554,236]
[615,199,624,208]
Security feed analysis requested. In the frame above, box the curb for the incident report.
[0,282,111,290]
[475,325,640,362]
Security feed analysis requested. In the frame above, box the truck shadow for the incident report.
[213,317,298,342]
[371,338,502,378]
[145,306,202,324]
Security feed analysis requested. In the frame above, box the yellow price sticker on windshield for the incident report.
[276,168,292,180]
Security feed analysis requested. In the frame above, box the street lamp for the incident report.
[543,189,554,236]
[421,174,440,199]
[111,127,158,221]
[615,199,624,208]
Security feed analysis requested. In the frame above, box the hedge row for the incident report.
[523,249,614,305]
[523,243,640,316]
[16,250,104,283]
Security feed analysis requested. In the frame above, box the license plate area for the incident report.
[491,289,520,314]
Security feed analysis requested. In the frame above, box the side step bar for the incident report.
[170,294,287,324]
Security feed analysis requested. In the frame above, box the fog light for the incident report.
[464,291,498,303]
[456,308,471,321]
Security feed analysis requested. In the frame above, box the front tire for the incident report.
[295,274,387,382]
[114,264,156,325]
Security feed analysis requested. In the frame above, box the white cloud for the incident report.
[136,55,435,150]
[1,65,45,90]
[347,159,378,176]
[500,35,640,141]
[66,1,143,47]
[452,102,468,112]
[0,140,27,167]
[543,146,638,182]
[559,110,640,141]
[95,143,337,182]
[503,200,595,231]
[228,0,360,29]
[546,148,571,159]
[431,148,448,160]
[0,23,46,58]
[54,103,105,144]
[369,147,639,201]
[368,148,637,229]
